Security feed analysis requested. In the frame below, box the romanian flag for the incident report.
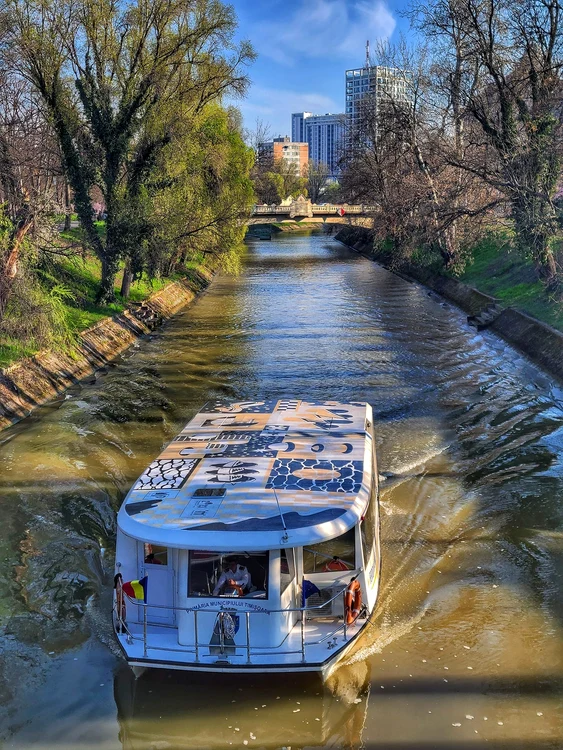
[122,576,148,603]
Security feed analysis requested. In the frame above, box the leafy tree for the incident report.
[146,104,255,278]
[253,156,307,203]
[4,0,254,302]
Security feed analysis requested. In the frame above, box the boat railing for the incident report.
[114,583,356,663]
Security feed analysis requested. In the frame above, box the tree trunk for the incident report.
[0,217,33,321]
[97,253,120,304]
[64,181,72,231]
[120,261,133,299]
[512,197,559,289]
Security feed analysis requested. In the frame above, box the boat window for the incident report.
[360,495,377,563]
[144,543,167,565]
[280,549,295,594]
[188,551,269,599]
[303,529,355,573]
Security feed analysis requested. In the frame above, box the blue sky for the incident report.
[229,0,411,138]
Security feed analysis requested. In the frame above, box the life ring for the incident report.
[344,578,362,625]
[323,557,351,572]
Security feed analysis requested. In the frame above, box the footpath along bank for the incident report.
[0,269,213,432]
[336,224,563,384]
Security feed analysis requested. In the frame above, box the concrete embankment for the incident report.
[335,224,563,383]
[0,269,213,431]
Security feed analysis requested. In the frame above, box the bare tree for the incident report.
[410,0,563,287]
[0,73,62,319]
[306,161,330,204]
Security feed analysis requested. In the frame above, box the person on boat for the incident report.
[323,556,353,572]
[213,557,251,596]
[145,553,162,564]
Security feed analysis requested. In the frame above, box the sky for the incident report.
[228,0,411,139]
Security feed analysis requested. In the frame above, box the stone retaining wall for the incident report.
[0,270,213,431]
[335,224,563,383]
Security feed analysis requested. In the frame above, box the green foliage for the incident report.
[7,0,254,301]
[459,230,563,330]
[253,158,308,204]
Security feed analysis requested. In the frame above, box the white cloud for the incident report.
[255,0,396,65]
[236,85,340,136]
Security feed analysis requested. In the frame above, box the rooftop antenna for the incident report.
[366,39,370,68]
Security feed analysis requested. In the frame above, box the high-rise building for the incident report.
[291,112,346,178]
[259,136,309,173]
[291,112,312,143]
[345,65,409,123]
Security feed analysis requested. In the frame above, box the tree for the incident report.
[147,103,255,277]
[0,73,62,319]
[410,0,563,287]
[306,161,330,204]
[4,0,255,302]
[252,157,307,204]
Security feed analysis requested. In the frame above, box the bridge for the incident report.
[250,196,374,221]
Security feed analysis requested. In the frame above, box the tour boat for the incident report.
[113,399,381,678]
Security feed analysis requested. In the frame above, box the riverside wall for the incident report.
[0,269,213,431]
[335,224,563,383]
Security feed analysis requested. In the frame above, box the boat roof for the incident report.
[118,399,373,550]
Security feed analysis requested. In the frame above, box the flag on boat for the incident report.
[122,576,148,603]
[302,579,320,607]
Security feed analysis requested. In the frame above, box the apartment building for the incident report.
[259,136,309,173]
[291,112,346,178]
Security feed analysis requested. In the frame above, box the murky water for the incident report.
[1,233,562,749]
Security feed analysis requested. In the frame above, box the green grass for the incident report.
[458,230,563,330]
[0,339,42,369]
[0,252,192,369]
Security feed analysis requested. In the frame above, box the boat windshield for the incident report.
[188,551,269,599]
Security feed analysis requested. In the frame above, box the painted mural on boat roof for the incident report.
[123,400,372,534]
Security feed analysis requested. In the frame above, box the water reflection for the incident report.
[114,661,371,750]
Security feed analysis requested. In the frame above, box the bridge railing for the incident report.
[251,204,375,216]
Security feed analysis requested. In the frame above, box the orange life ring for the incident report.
[323,557,351,572]
[344,579,362,625]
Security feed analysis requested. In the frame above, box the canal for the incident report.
[0,232,562,748]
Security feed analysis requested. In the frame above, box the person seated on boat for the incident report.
[213,557,252,596]
[144,553,162,565]
[323,555,353,572]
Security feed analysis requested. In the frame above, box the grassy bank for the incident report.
[0,248,203,369]
[456,231,563,330]
[370,226,563,332]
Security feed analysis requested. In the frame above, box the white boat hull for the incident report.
[117,618,371,679]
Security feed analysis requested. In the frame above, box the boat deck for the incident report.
[117,616,365,673]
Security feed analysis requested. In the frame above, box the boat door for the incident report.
[140,544,174,625]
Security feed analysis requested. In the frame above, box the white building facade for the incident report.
[345,65,410,123]
[291,112,346,179]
